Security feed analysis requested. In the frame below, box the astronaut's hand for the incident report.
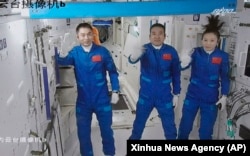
[180,49,194,68]
[111,92,119,104]
[130,45,146,62]
[59,33,72,57]
[216,95,227,111]
[180,53,192,68]
[173,95,179,108]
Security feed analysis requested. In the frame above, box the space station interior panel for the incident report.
[0,19,33,155]
[216,9,250,140]
[1,2,250,156]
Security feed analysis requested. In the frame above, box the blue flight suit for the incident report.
[56,43,119,156]
[128,43,181,140]
[178,47,230,139]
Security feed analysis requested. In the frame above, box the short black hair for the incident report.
[76,22,93,33]
[150,23,165,33]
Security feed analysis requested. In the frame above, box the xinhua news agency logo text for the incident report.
[0,0,66,9]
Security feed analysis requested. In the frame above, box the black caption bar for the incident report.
[127,140,250,155]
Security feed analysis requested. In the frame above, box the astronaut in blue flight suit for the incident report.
[56,23,119,156]
[178,15,230,140]
[128,23,181,140]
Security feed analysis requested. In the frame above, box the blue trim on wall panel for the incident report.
[43,66,51,120]
[29,0,237,19]
[54,47,60,85]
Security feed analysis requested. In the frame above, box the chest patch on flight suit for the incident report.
[212,57,222,64]
[92,55,102,62]
[162,54,172,60]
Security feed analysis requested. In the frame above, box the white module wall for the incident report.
[217,9,250,140]
[0,18,31,156]
[233,9,250,89]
